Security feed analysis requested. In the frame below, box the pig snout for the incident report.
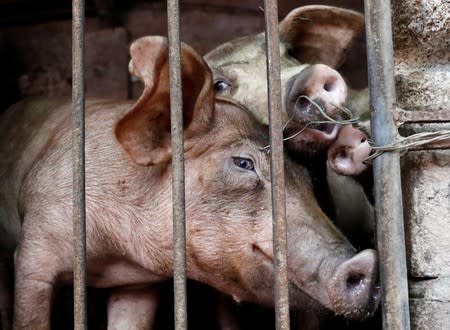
[328,249,380,319]
[327,124,371,176]
[285,64,347,142]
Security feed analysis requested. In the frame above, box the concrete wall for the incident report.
[0,0,365,109]
[392,0,450,329]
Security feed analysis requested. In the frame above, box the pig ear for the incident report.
[279,5,365,70]
[115,36,214,165]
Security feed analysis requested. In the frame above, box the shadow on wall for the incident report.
[0,0,365,111]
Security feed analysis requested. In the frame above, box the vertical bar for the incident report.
[263,0,290,329]
[167,0,187,329]
[364,1,411,329]
[72,0,87,329]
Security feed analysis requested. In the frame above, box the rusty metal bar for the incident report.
[167,0,187,329]
[364,1,411,329]
[263,0,290,329]
[72,0,87,329]
[394,108,450,124]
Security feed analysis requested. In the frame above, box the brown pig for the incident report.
[0,36,379,329]
[204,5,375,247]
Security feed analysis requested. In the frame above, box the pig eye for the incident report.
[233,157,255,171]
[214,79,231,92]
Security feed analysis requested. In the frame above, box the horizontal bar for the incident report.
[71,0,87,330]
[364,1,411,330]
[167,0,187,329]
[263,0,290,329]
[395,108,450,124]
[407,141,450,151]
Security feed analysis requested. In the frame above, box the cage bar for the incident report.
[167,0,188,329]
[262,0,290,329]
[364,1,411,329]
[395,108,450,124]
[71,0,87,329]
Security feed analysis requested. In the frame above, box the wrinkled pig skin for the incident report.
[204,5,375,248]
[0,36,379,329]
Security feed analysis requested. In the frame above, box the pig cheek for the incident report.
[186,170,274,298]
[237,83,270,125]
[185,210,265,299]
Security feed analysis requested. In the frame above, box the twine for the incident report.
[260,95,450,160]
[364,130,450,162]
[261,95,360,152]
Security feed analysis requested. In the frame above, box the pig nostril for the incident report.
[361,137,367,143]
[324,82,334,92]
[298,98,309,107]
[336,148,347,161]
[346,273,365,290]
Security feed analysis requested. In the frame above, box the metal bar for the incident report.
[72,0,87,329]
[364,1,411,329]
[408,142,450,151]
[263,1,290,329]
[394,108,450,124]
[167,0,187,329]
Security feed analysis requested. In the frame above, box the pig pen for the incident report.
[0,0,449,329]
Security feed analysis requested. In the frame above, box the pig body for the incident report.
[0,36,379,329]
[205,5,375,246]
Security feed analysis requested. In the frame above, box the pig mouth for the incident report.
[285,97,341,141]
[339,283,381,319]
[308,123,339,137]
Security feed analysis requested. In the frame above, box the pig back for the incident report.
[0,98,69,251]
[0,97,133,252]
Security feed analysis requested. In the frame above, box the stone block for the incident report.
[410,278,450,330]
[402,150,450,278]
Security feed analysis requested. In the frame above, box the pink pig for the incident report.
[0,36,379,329]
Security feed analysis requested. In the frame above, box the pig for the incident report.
[204,5,375,246]
[0,36,380,329]
[327,122,375,248]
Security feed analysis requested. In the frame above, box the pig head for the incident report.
[0,36,378,329]
[205,5,375,250]
[205,5,369,155]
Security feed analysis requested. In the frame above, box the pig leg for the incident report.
[107,286,160,330]
[13,240,59,330]
[0,254,13,330]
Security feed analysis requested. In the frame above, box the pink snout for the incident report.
[328,249,380,319]
[327,125,372,176]
[286,64,347,127]
[284,65,348,150]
